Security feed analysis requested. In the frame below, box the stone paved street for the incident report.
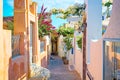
[48,56,81,80]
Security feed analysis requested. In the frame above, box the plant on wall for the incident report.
[57,25,74,51]
[51,30,59,41]
[3,21,14,35]
[77,35,82,49]
[63,37,73,51]
[57,26,74,37]
[38,5,55,38]
[102,0,112,18]
[7,21,14,34]
[51,3,85,19]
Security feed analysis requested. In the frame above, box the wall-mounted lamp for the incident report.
[78,23,87,33]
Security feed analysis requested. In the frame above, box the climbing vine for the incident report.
[77,35,82,49]
[51,3,85,19]
[57,26,74,37]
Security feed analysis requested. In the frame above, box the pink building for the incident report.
[85,0,120,80]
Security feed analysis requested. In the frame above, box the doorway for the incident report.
[29,22,33,64]
[51,40,58,55]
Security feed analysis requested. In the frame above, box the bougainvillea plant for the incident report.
[38,5,55,38]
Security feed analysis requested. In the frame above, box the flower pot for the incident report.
[62,56,66,60]
[63,59,69,65]
[62,57,69,65]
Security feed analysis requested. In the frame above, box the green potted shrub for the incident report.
[62,37,73,65]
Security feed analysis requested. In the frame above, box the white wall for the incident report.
[86,0,102,63]
[58,35,65,57]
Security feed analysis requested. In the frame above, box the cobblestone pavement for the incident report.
[48,56,81,80]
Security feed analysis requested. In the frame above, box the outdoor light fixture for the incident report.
[78,23,87,33]
[81,23,85,32]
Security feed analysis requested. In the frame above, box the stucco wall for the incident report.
[86,0,120,79]
[1,30,28,80]
[103,0,120,39]
[74,49,83,79]
[0,30,11,80]
[39,51,48,68]
[58,35,65,57]
[3,30,28,80]
[86,0,102,63]
[3,30,11,80]
[0,0,4,79]
[39,36,51,68]
[87,39,103,80]
[74,35,83,79]
[39,40,47,67]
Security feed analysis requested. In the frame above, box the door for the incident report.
[29,23,33,64]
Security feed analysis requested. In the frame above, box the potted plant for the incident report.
[62,52,69,64]
[57,26,74,65]
[62,37,73,65]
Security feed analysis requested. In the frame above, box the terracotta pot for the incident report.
[63,59,69,65]
[62,57,66,60]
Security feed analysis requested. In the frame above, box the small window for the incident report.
[112,42,120,54]
[40,40,46,53]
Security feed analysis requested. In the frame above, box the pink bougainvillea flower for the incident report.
[52,26,56,29]
[41,4,44,12]
[41,20,52,27]
[42,8,47,14]
[46,28,51,31]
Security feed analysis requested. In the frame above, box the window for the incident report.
[104,42,120,80]
[40,40,45,53]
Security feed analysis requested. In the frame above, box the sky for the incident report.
[3,0,84,28]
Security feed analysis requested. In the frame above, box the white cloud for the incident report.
[6,0,84,13]
[7,0,14,7]
[33,0,84,12]
[75,0,80,3]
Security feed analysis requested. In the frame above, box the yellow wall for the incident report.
[0,0,4,79]
[3,30,11,80]
[38,36,50,68]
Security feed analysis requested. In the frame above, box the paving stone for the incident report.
[48,56,81,80]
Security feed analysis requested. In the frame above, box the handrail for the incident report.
[86,68,94,80]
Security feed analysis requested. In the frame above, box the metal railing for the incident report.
[12,35,20,57]
[86,68,94,80]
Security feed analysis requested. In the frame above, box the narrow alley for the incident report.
[2,0,120,80]
[48,56,81,80]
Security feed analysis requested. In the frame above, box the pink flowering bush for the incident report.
[38,5,55,37]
